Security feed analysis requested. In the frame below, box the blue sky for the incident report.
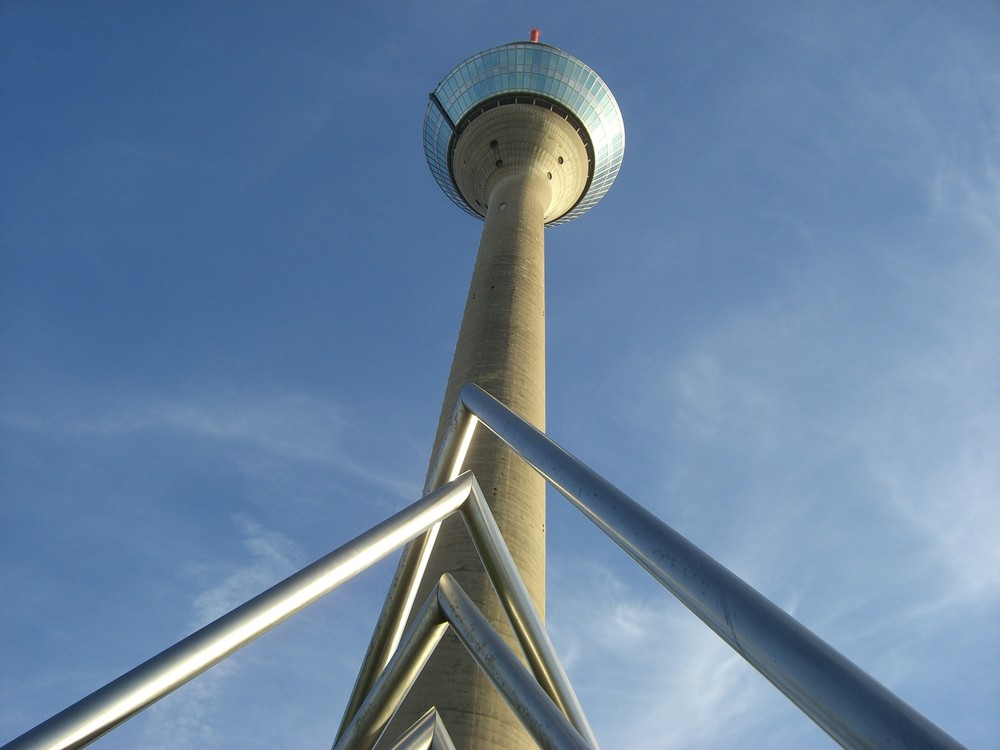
[1,2,997,748]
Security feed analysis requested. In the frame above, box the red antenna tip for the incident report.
[529,28,540,43]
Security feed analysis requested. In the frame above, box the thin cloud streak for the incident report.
[188,513,307,627]
[138,514,308,748]
[1,388,417,501]
[547,559,829,749]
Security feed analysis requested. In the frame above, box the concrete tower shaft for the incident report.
[385,156,554,748]
[379,106,590,748]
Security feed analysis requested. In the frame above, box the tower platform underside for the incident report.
[452,104,590,225]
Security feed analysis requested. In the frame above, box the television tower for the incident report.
[345,32,624,748]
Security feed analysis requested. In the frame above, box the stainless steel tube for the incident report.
[337,405,478,740]
[338,574,593,750]
[436,575,593,750]
[460,476,598,747]
[334,593,450,750]
[460,383,966,750]
[343,467,596,748]
[387,709,457,750]
[5,473,475,750]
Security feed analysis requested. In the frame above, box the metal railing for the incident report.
[3,470,594,750]
[2,477,469,750]
[335,573,590,750]
[4,383,967,750]
[450,384,966,750]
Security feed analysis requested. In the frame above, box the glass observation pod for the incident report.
[423,41,626,226]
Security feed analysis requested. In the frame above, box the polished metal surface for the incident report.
[335,408,481,740]
[8,457,594,750]
[334,591,451,750]
[435,575,593,750]
[10,372,966,750]
[458,383,967,750]
[387,709,456,750]
[461,475,598,748]
[339,447,595,746]
[336,575,592,750]
[337,524,441,740]
[4,475,475,750]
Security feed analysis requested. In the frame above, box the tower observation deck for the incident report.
[423,39,625,225]
[346,34,625,749]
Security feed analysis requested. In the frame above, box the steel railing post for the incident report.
[460,382,966,750]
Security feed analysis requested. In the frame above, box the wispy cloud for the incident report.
[549,140,1000,745]
[1,387,417,501]
[547,558,825,749]
[189,513,306,626]
[136,514,305,748]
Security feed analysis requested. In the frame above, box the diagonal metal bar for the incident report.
[11,438,595,750]
[337,403,478,740]
[460,475,599,747]
[4,474,476,750]
[459,382,967,750]
[387,709,457,750]
[334,590,450,750]
[340,424,595,745]
[338,575,593,750]
[436,574,593,750]
[339,402,597,746]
